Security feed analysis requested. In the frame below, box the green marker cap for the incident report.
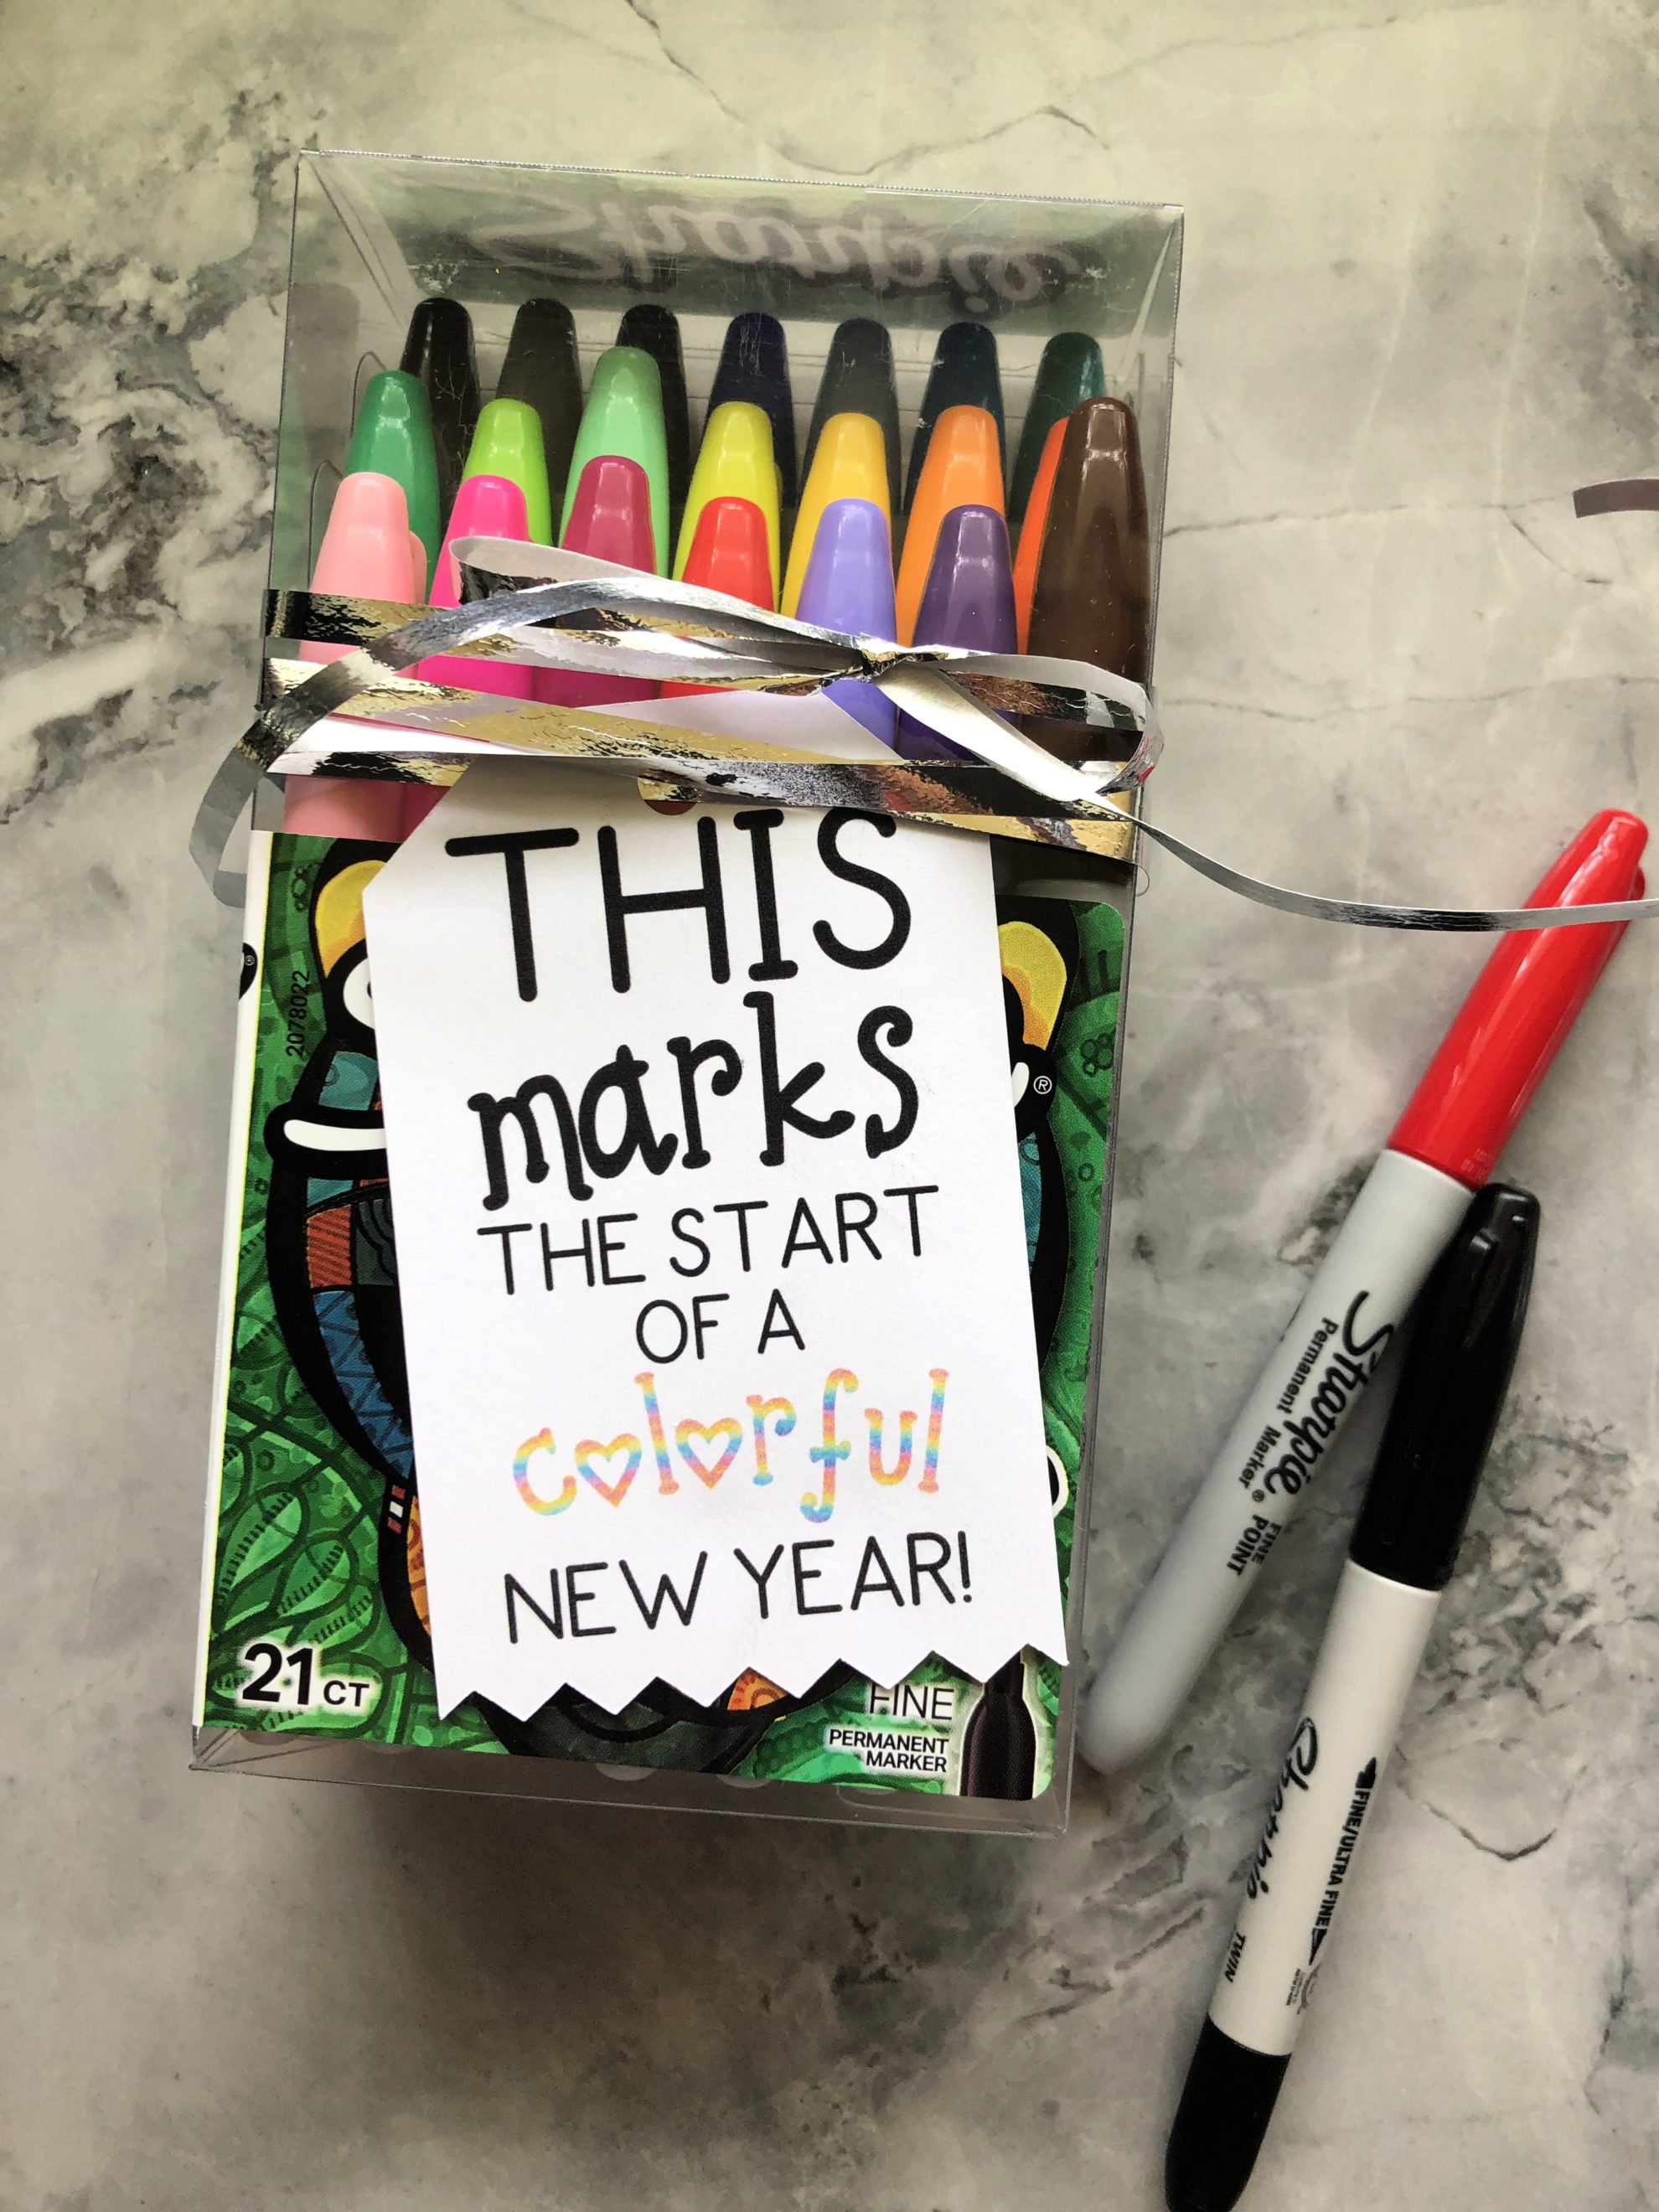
[618,304,691,521]
[560,346,669,574]
[1009,333,1107,522]
[463,398,553,545]
[344,370,442,586]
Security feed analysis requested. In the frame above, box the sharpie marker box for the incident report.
[192,154,1182,1835]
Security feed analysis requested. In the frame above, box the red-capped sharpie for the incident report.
[1078,809,1647,1775]
[662,494,773,698]
[540,453,658,710]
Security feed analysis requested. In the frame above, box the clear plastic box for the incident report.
[193,153,1181,1833]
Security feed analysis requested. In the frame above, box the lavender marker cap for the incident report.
[794,496,897,748]
[896,503,1016,760]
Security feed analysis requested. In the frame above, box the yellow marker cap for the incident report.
[674,401,780,601]
[780,411,890,618]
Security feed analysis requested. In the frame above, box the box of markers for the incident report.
[193,155,1181,1833]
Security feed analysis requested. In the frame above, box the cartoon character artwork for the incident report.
[238,841,1109,1786]
[259,839,848,1770]
[998,900,1080,1377]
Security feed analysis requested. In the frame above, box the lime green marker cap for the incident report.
[559,346,669,573]
[344,370,442,585]
[463,398,553,545]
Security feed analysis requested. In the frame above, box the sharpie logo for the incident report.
[1308,1758,1377,1961]
[1239,1294,1393,1502]
[1243,1717,1318,1900]
[465,194,1107,314]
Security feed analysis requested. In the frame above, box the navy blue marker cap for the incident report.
[904,321,1005,509]
[1350,1181,1540,1591]
[709,312,797,505]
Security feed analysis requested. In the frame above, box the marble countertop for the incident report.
[4,3,1657,2207]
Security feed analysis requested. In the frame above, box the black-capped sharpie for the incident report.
[1078,809,1644,1775]
[1164,1183,1540,2212]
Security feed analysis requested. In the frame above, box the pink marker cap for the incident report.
[301,471,417,665]
[418,472,534,698]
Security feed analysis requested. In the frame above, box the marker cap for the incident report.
[462,399,553,546]
[561,346,670,573]
[894,403,1004,643]
[804,318,901,514]
[301,471,416,664]
[1387,809,1648,1186]
[1012,414,1067,650]
[673,493,773,608]
[344,370,442,585]
[1165,2019,1289,2212]
[1351,1183,1539,1591]
[674,401,780,599]
[912,503,1016,652]
[561,452,654,568]
[496,298,584,526]
[545,454,658,708]
[617,304,692,519]
[662,494,773,697]
[1010,332,1106,521]
[794,496,897,748]
[417,473,534,699]
[709,312,797,505]
[896,504,1016,760]
[904,322,1005,509]
[1026,395,1152,694]
[782,411,890,616]
[400,297,480,516]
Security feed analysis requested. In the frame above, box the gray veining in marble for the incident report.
[4,4,1659,2207]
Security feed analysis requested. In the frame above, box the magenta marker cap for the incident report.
[541,454,657,707]
[795,496,897,748]
[895,503,1014,760]
[417,472,533,698]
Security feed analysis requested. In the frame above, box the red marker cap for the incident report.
[1388,809,1647,1187]
[663,494,773,699]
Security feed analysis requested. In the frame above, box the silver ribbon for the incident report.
[192,535,1659,935]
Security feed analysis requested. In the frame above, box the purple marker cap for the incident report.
[897,504,1016,761]
[795,496,897,747]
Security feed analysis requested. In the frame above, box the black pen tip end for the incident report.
[1164,2019,1289,2212]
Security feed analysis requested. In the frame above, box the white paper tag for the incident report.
[362,760,1064,1718]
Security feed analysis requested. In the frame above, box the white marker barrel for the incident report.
[1208,1561,1439,2054]
[1079,1149,1469,1773]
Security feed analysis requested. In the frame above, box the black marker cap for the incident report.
[498,298,585,522]
[400,297,481,518]
[618,304,692,519]
[709,311,797,505]
[1350,1182,1540,1591]
[1165,2019,1289,2212]
[804,318,901,514]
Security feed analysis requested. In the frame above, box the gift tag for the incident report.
[363,760,1064,1718]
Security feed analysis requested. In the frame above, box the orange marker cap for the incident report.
[1012,415,1067,652]
[894,404,1003,643]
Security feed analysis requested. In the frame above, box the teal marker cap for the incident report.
[344,370,442,585]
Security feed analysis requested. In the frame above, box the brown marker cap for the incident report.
[1026,397,1151,757]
